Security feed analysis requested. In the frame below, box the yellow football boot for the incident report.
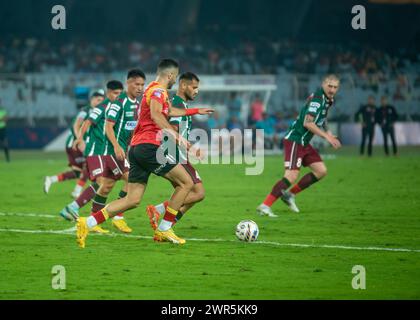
[90,225,110,234]
[112,218,132,233]
[76,217,89,248]
[153,228,186,245]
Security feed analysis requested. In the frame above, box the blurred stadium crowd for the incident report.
[1,36,420,77]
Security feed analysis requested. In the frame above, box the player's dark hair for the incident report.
[157,59,179,73]
[106,80,124,90]
[127,69,146,80]
[179,72,200,83]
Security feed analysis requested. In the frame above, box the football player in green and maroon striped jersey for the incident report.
[257,75,342,216]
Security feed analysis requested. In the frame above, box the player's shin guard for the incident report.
[290,173,319,195]
[263,177,292,207]
[158,206,178,231]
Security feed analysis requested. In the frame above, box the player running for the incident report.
[69,71,146,234]
[76,59,213,248]
[146,72,205,230]
[43,90,105,196]
[257,74,342,217]
[59,80,124,226]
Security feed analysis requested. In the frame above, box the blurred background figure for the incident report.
[249,94,264,126]
[0,98,10,162]
[377,96,399,156]
[256,112,279,150]
[226,92,242,120]
[355,96,377,157]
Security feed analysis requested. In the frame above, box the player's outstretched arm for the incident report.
[304,114,341,149]
[150,99,190,149]
[168,107,214,117]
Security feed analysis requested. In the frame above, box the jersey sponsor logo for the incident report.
[110,104,121,112]
[125,111,134,117]
[92,168,103,176]
[308,101,321,113]
[108,110,118,118]
[125,121,137,130]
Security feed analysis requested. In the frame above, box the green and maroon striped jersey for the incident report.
[285,88,333,146]
[103,91,139,155]
[84,98,112,156]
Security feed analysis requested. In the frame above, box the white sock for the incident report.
[155,203,165,215]
[86,216,98,229]
[69,201,80,210]
[113,215,124,221]
[73,185,83,194]
[158,219,172,232]
[50,176,59,183]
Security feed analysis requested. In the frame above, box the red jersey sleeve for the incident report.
[149,88,166,105]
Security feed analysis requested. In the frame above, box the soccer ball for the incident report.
[235,220,259,242]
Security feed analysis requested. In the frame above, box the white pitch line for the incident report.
[0,212,57,219]
[0,227,419,253]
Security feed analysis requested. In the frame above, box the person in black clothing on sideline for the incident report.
[376,96,398,156]
[355,95,377,157]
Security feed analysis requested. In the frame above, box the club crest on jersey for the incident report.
[153,90,163,98]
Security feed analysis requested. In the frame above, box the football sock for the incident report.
[155,200,169,215]
[114,190,127,220]
[263,177,291,207]
[158,206,178,232]
[91,194,107,214]
[72,183,84,195]
[87,208,110,228]
[171,210,184,226]
[56,171,79,182]
[75,182,99,208]
[290,173,319,195]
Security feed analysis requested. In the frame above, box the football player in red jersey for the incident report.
[76,59,213,247]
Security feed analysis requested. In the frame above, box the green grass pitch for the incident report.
[0,147,419,299]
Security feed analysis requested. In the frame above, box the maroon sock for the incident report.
[58,171,77,181]
[80,167,89,183]
[263,178,291,206]
[290,173,319,195]
[75,183,99,208]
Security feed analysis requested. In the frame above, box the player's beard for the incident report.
[185,93,194,101]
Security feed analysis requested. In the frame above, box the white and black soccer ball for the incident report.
[235,220,259,242]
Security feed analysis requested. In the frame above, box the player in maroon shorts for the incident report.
[76,59,213,248]
[43,90,104,196]
[257,75,342,217]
